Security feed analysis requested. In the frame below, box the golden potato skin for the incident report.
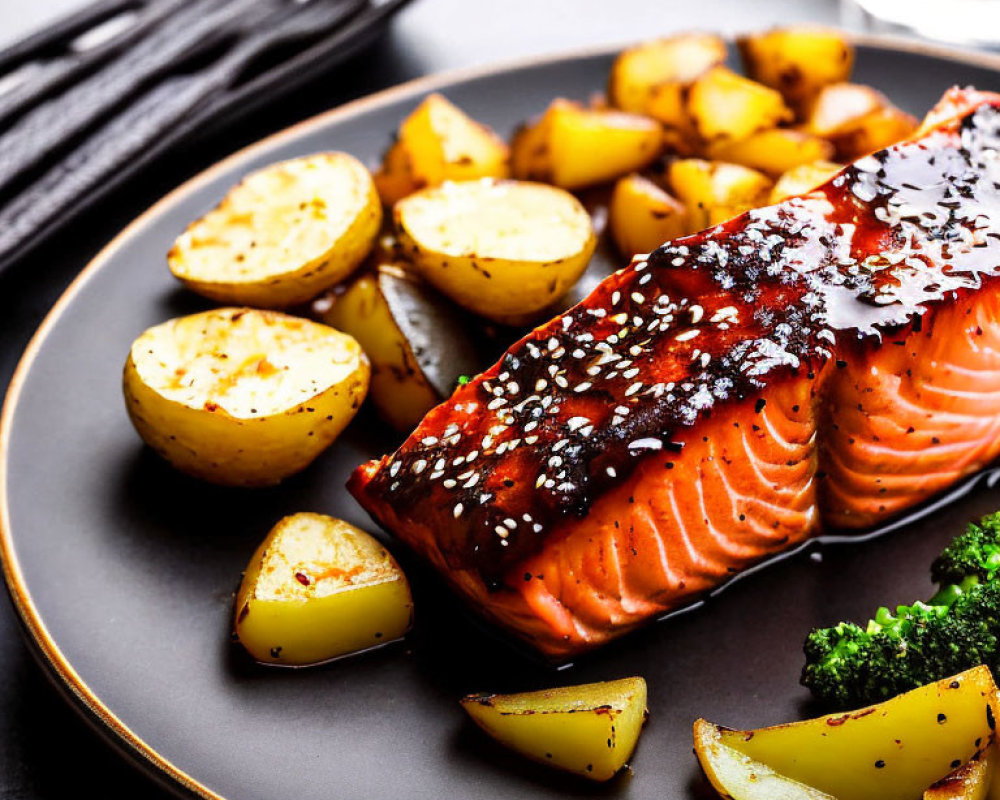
[738,28,854,110]
[923,745,995,800]
[829,105,918,161]
[667,159,772,229]
[168,153,381,308]
[511,99,662,190]
[769,160,842,203]
[123,308,369,486]
[394,179,596,323]
[801,82,888,137]
[687,66,793,142]
[374,93,509,206]
[699,667,1000,800]
[608,33,727,114]
[707,129,835,178]
[609,173,690,257]
[323,268,440,431]
[461,677,647,781]
[235,513,413,666]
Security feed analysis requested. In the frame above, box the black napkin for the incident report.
[0,0,411,274]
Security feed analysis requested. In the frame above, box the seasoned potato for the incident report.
[168,153,381,308]
[801,82,889,137]
[608,33,727,114]
[695,666,1000,800]
[694,719,835,800]
[460,677,647,781]
[323,265,480,431]
[687,66,793,142]
[394,179,596,323]
[234,513,412,666]
[769,160,842,202]
[123,308,369,486]
[738,28,854,111]
[667,158,772,229]
[511,99,662,189]
[924,744,996,800]
[707,129,834,177]
[374,93,509,206]
[609,173,689,257]
[645,82,702,155]
[829,105,918,161]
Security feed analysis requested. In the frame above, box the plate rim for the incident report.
[4,31,1000,800]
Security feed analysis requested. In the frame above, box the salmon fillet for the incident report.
[350,88,1000,658]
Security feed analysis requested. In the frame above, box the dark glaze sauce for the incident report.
[357,96,1000,583]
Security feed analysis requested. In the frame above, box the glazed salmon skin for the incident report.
[350,88,1000,658]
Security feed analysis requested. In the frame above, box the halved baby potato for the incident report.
[738,28,854,111]
[769,160,842,203]
[687,66,793,142]
[511,99,662,189]
[609,173,690,257]
[667,158,772,229]
[695,666,1000,800]
[608,33,727,114]
[123,308,369,486]
[234,513,412,666]
[168,153,381,308]
[323,265,480,431]
[461,677,648,782]
[706,129,835,177]
[374,93,509,205]
[394,179,596,324]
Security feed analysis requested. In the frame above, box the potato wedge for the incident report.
[687,66,793,142]
[234,513,412,666]
[168,153,381,308]
[694,719,836,800]
[460,677,647,781]
[374,93,509,206]
[738,28,854,111]
[123,308,369,486]
[323,265,480,431]
[394,179,596,323]
[769,160,842,203]
[801,82,889,137]
[696,666,1000,800]
[924,744,996,800]
[667,158,772,229]
[707,129,835,177]
[608,33,727,114]
[609,173,689,257]
[511,99,662,189]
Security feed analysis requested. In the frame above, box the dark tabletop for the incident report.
[0,0,889,796]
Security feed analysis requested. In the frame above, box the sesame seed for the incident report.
[675,328,700,342]
[606,466,617,477]
[453,503,463,518]
[572,348,586,359]
[421,436,438,446]
[412,459,427,474]
[487,397,507,410]
[631,292,645,304]
[574,381,592,393]
[690,305,704,323]
[389,462,400,477]
[495,526,509,538]
[535,378,548,391]
[463,474,479,488]
[611,291,621,305]
[567,416,590,431]
[611,312,628,324]
[443,478,457,488]
[629,345,643,357]
[625,382,643,396]
[503,518,517,530]
[555,375,569,388]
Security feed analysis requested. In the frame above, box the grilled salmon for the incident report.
[350,88,1000,658]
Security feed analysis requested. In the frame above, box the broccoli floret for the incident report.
[802,511,1000,708]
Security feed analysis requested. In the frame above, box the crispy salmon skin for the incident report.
[350,88,1000,658]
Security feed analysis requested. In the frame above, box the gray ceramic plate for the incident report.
[5,35,1000,800]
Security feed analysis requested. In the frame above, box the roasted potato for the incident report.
[695,666,1000,800]
[461,677,647,781]
[707,129,835,177]
[687,66,793,142]
[234,513,412,666]
[645,82,702,155]
[168,153,381,308]
[123,308,369,486]
[609,173,689,257]
[801,82,888,137]
[924,744,996,800]
[769,160,842,203]
[394,178,596,324]
[667,158,772,229]
[829,105,918,161]
[373,93,509,206]
[608,33,727,114]
[511,99,662,189]
[738,28,854,111]
[323,265,480,431]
